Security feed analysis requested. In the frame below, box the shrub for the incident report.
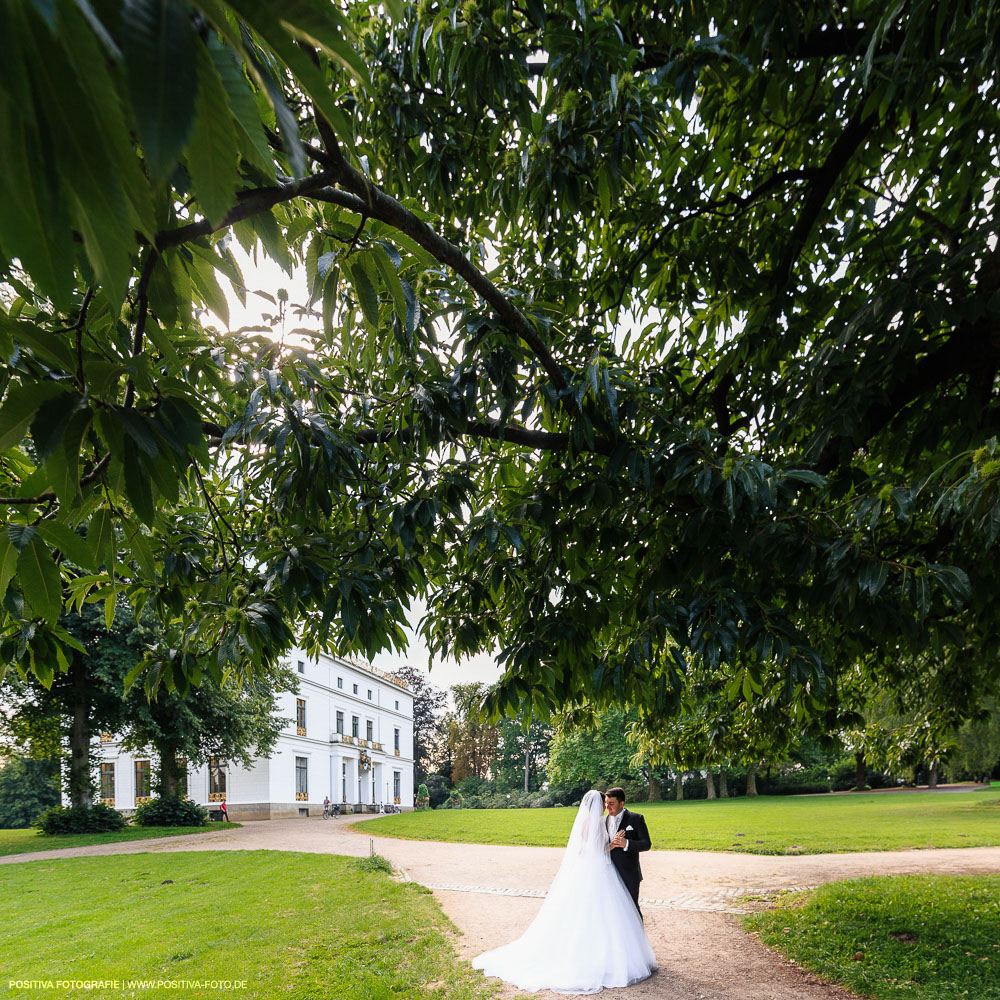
[458,776,492,797]
[424,774,451,808]
[415,783,430,810]
[444,791,463,809]
[133,797,208,827]
[37,803,127,835]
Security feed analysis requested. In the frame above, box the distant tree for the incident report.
[493,715,553,793]
[547,705,667,799]
[392,666,446,785]
[119,663,297,798]
[446,682,499,783]
[0,758,60,828]
[0,604,138,807]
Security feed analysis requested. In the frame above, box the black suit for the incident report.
[608,807,651,916]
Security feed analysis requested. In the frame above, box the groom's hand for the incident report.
[610,831,626,850]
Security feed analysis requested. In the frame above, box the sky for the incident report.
[221,246,503,694]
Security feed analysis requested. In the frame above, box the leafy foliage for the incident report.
[1,0,999,744]
[37,803,127,835]
[132,796,208,827]
[0,757,60,828]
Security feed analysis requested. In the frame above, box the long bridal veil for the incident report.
[472,790,657,994]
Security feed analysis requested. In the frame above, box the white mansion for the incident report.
[95,648,415,820]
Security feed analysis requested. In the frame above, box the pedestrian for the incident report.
[220,799,230,822]
[323,796,330,819]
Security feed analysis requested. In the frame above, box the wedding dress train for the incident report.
[472,790,657,994]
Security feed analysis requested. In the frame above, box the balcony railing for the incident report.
[208,792,226,802]
[394,749,400,756]
[295,791,309,801]
[99,733,114,743]
[296,726,307,736]
[331,733,356,745]
[134,795,152,805]
[372,742,382,751]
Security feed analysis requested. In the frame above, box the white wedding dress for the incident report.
[472,790,657,994]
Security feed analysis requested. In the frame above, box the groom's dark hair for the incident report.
[606,787,626,804]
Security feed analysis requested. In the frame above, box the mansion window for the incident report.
[296,698,307,735]
[395,700,399,710]
[366,720,373,742]
[337,677,343,689]
[297,659,305,674]
[352,683,358,694]
[393,771,401,801]
[394,728,400,752]
[367,689,372,700]
[341,761,347,801]
[209,757,227,801]
[352,716,359,738]
[295,756,308,801]
[100,763,115,804]
[336,710,344,735]
[134,759,151,802]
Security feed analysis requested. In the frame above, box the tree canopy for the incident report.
[1,0,999,734]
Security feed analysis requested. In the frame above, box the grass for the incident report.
[357,792,1000,854]
[1,851,496,1000]
[744,875,1000,999]
[0,824,239,858]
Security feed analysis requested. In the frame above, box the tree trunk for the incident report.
[718,769,729,798]
[745,764,758,797]
[675,770,684,800]
[524,741,530,794]
[928,762,939,789]
[647,772,660,801]
[68,658,93,808]
[158,745,181,799]
[854,751,866,791]
[705,769,717,799]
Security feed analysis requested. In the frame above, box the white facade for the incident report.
[93,649,414,821]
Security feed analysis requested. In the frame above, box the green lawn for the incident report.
[0,824,239,857]
[358,792,1000,854]
[1,851,495,1000]
[744,875,1000,999]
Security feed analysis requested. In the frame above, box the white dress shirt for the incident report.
[607,811,628,850]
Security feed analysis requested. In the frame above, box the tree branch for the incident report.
[772,107,880,292]
[312,141,575,408]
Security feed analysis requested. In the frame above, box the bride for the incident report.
[472,790,657,994]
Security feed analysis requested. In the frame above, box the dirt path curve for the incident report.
[5,819,1000,1000]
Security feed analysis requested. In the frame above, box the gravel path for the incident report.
[6,817,1000,1000]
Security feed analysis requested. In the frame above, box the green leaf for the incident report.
[20,537,62,624]
[372,244,408,328]
[187,254,231,326]
[124,454,156,525]
[229,0,369,84]
[206,35,274,178]
[0,92,75,307]
[121,0,198,181]
[105,590,118,630]
[0,535,18,597]
[348,254,380,329]
[88,509,115,569]
[16,8,135,303]
[187,41,241,227]
[0,381,69,451]
[38,521,96,571]
[7,523,38,552]
[30,390,84,462]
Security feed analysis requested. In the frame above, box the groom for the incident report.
[605,787,651,917]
